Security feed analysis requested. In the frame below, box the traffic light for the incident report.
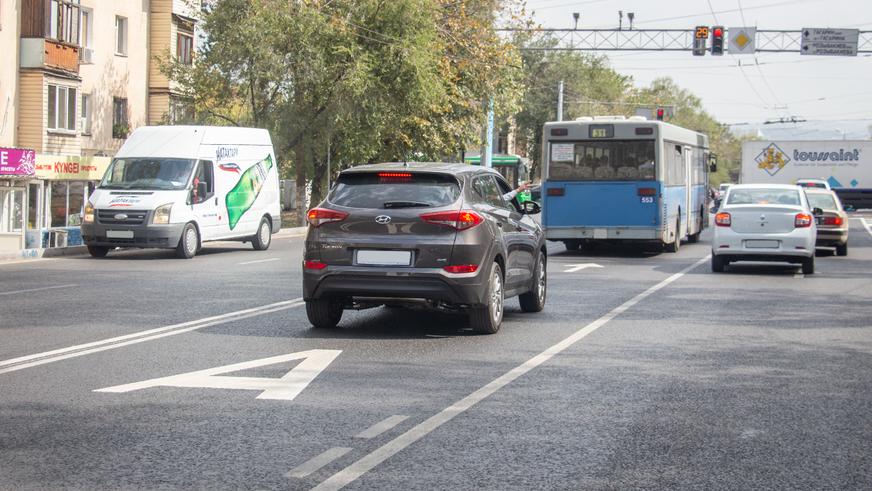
[711,26,725,55]
[693,26,708,56]
[656,108,665,121]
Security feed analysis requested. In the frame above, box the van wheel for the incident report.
[87,245,109,258]
[801,255,815,274]
[252,218,272,251]
[836,242,848,256]
[306,299,343,328]
[711,255,726,273]
[470,262,504,334]
[176,223,199,259]
[519,254,546,313]
[665,217,681,253]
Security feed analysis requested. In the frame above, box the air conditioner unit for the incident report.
[80,47,94,64]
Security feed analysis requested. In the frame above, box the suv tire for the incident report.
[519,254,546,313]
[470,262,504,334]
[306,299,343,328]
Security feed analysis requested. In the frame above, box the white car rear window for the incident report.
[727,189,801,206]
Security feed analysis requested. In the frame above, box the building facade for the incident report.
[0,0,199,256]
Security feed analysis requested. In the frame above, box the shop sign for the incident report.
[35,154,112,180]
[0,147,36,176]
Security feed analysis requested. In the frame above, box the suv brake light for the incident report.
[715,212,731,226]
[420,210,483,230]
[794,213,813,228]
[307,208,348,227]
[443,264,478,274]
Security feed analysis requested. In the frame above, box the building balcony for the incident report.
[20,39,80,75]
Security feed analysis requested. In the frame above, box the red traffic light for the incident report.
[713,27,723,38]
[656,108,665,120]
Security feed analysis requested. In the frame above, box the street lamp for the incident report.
[618,10,623,30]
[627,12,635,30]
[573,12,579,30]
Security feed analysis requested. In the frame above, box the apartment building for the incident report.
[0,0,199,255]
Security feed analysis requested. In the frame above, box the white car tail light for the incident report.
[794,213,813,228]
[715,212,731,227]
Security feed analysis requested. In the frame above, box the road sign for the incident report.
[801,28,859,56]
[728,27,756,54]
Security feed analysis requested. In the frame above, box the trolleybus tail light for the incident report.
[547,188,565,196]
[304,260,328,270]
[635,127,654,135]
[794,213,813,228]
[442,264,479,274]
[637,188,657,196]
[823,216,843,226]
[307,208,348,227]
[715,212,732,226]
[550,128,568,136]
[420,210,483,230]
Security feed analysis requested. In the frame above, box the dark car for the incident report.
[302,162,547,334]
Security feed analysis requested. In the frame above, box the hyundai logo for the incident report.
[114,213,129,220]
[375,215,392,224]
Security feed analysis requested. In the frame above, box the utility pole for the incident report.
[557,80,564,121]
[483,98,494,168]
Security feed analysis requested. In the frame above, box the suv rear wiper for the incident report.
[383,201,432,209]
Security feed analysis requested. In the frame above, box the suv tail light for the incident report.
[304,260,327,270]
[443,264,478,274]
[714,212,731,226]
[420,210,483,230]
[823,216,843,226]
[307,208,348,227]
[794,213,813,228]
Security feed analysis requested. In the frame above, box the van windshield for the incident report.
[100,158,196,190]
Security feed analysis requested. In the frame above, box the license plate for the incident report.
[106,230,134,239]
[356,249,412,266]
[593,228,608,239]
[745,239,779,249]
[815,217,822,225]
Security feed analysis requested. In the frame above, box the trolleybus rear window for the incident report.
[548,140,655,181]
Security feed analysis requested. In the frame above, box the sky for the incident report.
[523,0,872,139]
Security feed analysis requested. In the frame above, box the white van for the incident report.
[81,126,281,258]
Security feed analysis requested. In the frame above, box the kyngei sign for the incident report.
[0,148,36,176]
[34,154,112,180]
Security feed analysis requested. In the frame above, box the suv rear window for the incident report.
[329,172,461,209]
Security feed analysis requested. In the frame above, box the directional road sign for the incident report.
[801,28,859,56]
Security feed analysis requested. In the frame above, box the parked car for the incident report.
[796,178,831,190]
[711,184,817,274]
[805,188,849,256]
[302,162,547,334]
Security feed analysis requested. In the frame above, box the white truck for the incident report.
[81,126,281,258]
[741,140,872,210]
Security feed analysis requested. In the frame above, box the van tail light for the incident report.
[420,210,483,230]
[443,264,478,274]
[307,208,348,227]
[637,187,657,196]
[714,212,731,227]
[304,260,327,270]
[823,216,843,226]
[794,213,813,228]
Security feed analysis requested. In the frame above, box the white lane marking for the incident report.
[562,263,603,273]
[0,298,304,375]
[286,447,353,479]
[0,283,78,296]
[794,273,804,279]
[857,217,872,238]
[313,255,711,491]
[96,349,341,401]
[238,257,280,265]
[355,415,409,440]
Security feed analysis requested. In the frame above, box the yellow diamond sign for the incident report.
[728,27,756,54]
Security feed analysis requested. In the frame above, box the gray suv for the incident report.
[302,162,547,334]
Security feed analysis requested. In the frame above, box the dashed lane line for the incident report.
[0,298,304,375]
[286,447,353,479]
[355,416,410,440]
[0,284,78,296]
[238,257,281,265]
[312,255,712,491]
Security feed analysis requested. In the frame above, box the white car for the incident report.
[712,184,817,274]
[795,178,831,190]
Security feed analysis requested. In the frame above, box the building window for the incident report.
[79,8,93,62]
[47,85,77,132]
[81,93,92,135]
[177,32,194,65]
[170,97,196,124]
[48,181,86,227]
[113,98,128,139]
[115,16,128,55]
[49,0,82,45]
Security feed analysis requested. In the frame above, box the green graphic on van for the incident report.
[225,155,273,230]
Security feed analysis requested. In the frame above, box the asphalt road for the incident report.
[1,217,871,490]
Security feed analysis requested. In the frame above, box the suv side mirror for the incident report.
[812,207,823,216]
[522,201,541,215]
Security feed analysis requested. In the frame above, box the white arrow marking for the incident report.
[95,349,341,401]
[563,263,604,273]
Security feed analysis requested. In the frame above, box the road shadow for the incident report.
[66,245,253,261]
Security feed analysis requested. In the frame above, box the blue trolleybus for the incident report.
[541,116,715,252]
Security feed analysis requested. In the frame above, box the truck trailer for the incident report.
[740,140,872,209]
